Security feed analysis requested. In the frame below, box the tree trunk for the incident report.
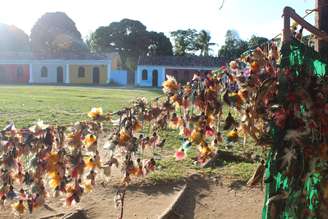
[315,0,328,60]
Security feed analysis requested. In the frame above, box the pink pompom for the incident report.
[175,150,185,160]
[205,126,215,137]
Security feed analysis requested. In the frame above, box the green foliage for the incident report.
[218,31,270,61]
[0,23,30,52]
[248,35,269,50]
[85,32,98,53]
[89,19,173,71]
[30,12,88,57]
[218,30,248,61]
[147,31,173,56]
[170,29,216,56]
[170,29,198,56]
[195,30,215,56]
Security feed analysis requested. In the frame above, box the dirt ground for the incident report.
[0,182,186,219]
[0,141,264,219]
[0,175,264,219]
[172,175,264,219]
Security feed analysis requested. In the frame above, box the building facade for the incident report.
[135,56,224,87]
[0,64,29,83]
[0,52,129,85]
[30,61,68,84]
[69,64,108,85]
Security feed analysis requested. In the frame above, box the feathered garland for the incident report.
[258,39,328,219]
[0,96,170,217]
[220,38,328,218]
[215,38,328,218]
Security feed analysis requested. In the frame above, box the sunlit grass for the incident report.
[0,85,161,127]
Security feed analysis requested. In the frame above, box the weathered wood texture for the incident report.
[316,0,328,59]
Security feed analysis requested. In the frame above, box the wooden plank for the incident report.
[316,0,328,59]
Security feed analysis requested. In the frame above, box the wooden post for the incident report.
[315,0,328,59]
[283,7,292,43]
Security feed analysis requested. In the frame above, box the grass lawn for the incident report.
[0,85,262,184]
[0,85,161,127]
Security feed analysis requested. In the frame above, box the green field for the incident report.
[0,85,161,128]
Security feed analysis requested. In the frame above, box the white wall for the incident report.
[31,62,67,84]
[136,65,165,87]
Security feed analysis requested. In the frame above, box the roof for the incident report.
[0,52,33,60]
[103,52,121,59]
[138,56,225,68]
[0,52,109,60]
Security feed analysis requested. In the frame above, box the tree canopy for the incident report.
[30,12,88,57]
[170,29,215,56]
[218,30,269,61]
[88,18,173,71]
[170,29,198,56]
[0,23,30,52]
[248,35,269,50]
[218,30,248,61]
[195,30,215,56]
[147,31,173,56]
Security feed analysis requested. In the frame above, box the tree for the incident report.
[85,32,98,53]
[91,19,148,55]
[30,12,88,57]
[195,30,215,56]
[90,19,173,71]
[0,23,30,52]
[170,29,198,56]
[147,31,173,56]
[248,35,268,49]
[218,30,248,61]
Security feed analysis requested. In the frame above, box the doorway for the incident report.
[152,70,158,87]
[57,66,64,83]
[93,67,100,84]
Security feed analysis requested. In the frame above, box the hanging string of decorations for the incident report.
[1,6,328,219]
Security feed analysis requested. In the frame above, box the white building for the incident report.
[135,56,224,87]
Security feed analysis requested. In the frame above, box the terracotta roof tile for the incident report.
[138,56,225,68]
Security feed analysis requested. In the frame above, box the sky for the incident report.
[0,0,315,54]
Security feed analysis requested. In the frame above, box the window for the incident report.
[41,66,48,78]
[142,69,148,80]
[78,66,85,78]
[17,66,24,79]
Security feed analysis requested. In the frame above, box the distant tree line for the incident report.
[0,11,270,70]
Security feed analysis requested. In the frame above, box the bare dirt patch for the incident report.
[172,175,264,219]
